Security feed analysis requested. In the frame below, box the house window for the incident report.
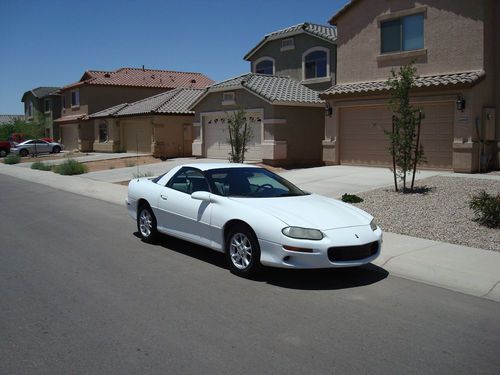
[44,99,51,113]
[255,59,274,75]
[71,89,80,107]
[26,101,33,118]
[281,38,294,51]
[304,49,328,79]
[222,92,236,105]
[381,13,424,53]
[99,123,108,143]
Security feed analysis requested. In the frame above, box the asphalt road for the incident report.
[1,175,499,374]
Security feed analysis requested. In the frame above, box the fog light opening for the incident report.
[283,255,291,262]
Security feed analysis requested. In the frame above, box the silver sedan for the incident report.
[10,139,64,157]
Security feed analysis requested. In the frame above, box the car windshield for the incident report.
[205,167,308,198]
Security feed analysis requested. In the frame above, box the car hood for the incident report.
[229,194,372,230]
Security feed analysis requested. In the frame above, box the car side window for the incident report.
[167,168,210,194]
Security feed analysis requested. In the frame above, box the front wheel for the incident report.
[137,204,158,243]
[225,224,261,278]
[20,149,28,157]
[52,146,61,153]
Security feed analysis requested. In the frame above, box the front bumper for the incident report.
[259,225,382,269]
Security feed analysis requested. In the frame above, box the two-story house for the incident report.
[55,67,214,152]
[21,87,62,139]
[321,0,499,173]
[191,22,337,167]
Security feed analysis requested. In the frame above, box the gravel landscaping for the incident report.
[356,175,500,251]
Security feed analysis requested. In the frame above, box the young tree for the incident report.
[226,108,253,163]
[385,63,425,192]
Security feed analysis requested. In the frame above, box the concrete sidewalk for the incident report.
[1,162,499,302]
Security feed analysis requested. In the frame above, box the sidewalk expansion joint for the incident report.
[481,279,500,298]
[380,243,440,267]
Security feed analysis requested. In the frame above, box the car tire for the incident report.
[137,204,158,243]
[20,149,28,157]
[52,146,61,153]
[0,149,6,157]
[225,224,261,278]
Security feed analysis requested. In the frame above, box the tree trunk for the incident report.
[241,120,248,163]
[411,111,422,191]
[228,125,235,162]
[392,115,398,192]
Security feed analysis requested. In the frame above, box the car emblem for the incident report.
[355,234,359,239]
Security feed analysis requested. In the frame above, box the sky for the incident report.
[0,0,347,114]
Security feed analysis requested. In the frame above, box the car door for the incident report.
[34,140,50,153]
[156,167,212,246]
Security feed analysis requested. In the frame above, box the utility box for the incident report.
[483,107,496,141]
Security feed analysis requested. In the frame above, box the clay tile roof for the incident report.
[62,67,214,90]
[321,70,486,97]
[244,22,337,60]
[89,88,205,118]
[206,73,323,105]
[21,86,60,102]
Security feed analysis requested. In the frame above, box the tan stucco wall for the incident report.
[335,0,488,83]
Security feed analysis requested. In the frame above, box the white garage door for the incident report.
[339,103,454,169]
[124,122,153,154]
[203,111,262,160]
[60,124,79,151]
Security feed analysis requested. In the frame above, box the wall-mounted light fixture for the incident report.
[456,95,466,112]
[325,102,333,117]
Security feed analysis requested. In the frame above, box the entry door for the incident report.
[183,124,193,156]
[156,168,212,245]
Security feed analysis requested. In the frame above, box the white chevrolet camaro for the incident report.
[127,163,382,277]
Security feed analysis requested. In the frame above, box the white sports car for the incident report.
[126,163,382,277]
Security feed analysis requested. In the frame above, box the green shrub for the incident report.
[133,171,153,179]
[3,154,21,164]
[31,161,52,171]
[469,191,500,228]
[341,193,364,203]
[54,159,87,175]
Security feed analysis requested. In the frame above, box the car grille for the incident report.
[328,241,379,262]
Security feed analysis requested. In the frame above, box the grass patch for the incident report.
[3,154,21,164]
[341,193,364,203]
[125,160,136,167]
[31,161,53,171]
[54,159,87,175]
[133,171,154,179]
[469,191,500,228]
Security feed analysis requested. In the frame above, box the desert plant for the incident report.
[31,161,52,171]
[469,191,500,228]
[125,160,136,167]
[341,193,364,203]
[3,154,21,164]
[385,63,425,192]
[133,171,154,179]
[54,159,87,175]
[226,108,253,163]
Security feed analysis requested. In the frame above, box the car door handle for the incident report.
[160,195,168,200]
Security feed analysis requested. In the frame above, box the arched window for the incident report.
[303,48,328,80]
[255,58,274,75]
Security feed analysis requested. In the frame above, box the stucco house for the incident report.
[54,67,213,152]
[191,22,337,167]
[321,0,499,173]
[89,88,204,158]
[21,87,61,139]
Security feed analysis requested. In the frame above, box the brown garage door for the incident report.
[339,103,453,169]
[60,124,79,151]
[124,121,153,154]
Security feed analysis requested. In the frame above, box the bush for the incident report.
[31,161,52,171]
[341,193,364,203]
[54,159,87,175]
[3,154,21,164]
[469,191,500,228]
[133,171,153,179]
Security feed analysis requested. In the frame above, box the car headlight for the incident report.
[282,226,324,240]
[370,219,378,231]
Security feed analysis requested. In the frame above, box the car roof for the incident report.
[182,163,261,171]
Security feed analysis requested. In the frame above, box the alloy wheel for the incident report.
[139,209,153,238]
[229,233,253,270]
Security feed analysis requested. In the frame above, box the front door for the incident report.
[156,167,212,245]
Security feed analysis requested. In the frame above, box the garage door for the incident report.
[60,124,79,151]
[124,122,153,154]
[203,112,262,160]
[339,103,453,169]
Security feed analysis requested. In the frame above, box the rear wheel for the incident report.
[225,224,261,278]
[0,149,7,157]
[137,204,158,243]
[20,149,28,157]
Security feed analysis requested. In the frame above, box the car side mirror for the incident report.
[191,191,211,202]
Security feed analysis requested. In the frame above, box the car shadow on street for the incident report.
[135,232,389,291]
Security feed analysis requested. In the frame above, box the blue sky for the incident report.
[0,0,347,114]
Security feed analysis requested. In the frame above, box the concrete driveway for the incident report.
[279,165,448,198]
